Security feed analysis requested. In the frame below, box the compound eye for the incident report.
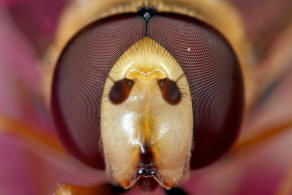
[109,78,134,104]
[51,14,145,169]
[148,13,244,169]
[158,78,181,105]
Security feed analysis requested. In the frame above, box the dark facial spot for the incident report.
[109,78,134,104]
[158,78,181,105]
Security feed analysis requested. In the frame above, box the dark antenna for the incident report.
[137,7,157,22]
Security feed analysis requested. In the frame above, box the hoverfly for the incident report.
[48,0,252,193]
[1,0,292,194]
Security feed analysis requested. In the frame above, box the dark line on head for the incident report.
[137,7,157,35]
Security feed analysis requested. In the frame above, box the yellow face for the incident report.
[101,37,193,189]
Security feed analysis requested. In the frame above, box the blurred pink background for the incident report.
[0,0,292,194]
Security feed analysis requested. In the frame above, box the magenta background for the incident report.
[0,0,292,194]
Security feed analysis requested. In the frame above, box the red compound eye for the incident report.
[51,14,145,169]
[147,13,244,169]
[51,11,244,170]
